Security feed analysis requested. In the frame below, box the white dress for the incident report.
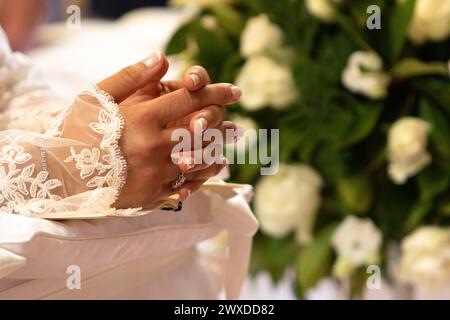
[0,27,258,299]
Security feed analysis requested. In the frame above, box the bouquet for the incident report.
[166,0,450,298]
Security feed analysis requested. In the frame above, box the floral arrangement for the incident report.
[166,0,450,297]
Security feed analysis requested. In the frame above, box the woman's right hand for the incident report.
[97,56,241,210]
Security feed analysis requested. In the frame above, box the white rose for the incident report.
[305,0,341,22]
[398,226,450,290]
[170,0,233,7]
[255,164,323,244]
[236,56,299,110]
[240,15,284,58]
[331,216,382,277]
[341,51,391,99]
[388,117,431,184]
[404,0,450,44]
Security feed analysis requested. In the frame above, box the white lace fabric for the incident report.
[0,27,138,217]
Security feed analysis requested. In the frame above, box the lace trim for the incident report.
[0,85,129,215]
[74,85,128,203]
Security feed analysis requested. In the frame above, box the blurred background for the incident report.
[1,0,449,300]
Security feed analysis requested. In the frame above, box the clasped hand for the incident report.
[96,52,241,209]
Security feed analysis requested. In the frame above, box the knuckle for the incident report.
[215,85,232,103]
[118,64,141,83]
[140,108,157,124]
[181,88,198,108]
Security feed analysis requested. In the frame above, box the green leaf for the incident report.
[296,224,337,290]
[337,174,373,214]
[165,21,192,55]
[419,99,450,158]
[337,102,383,148]
[404,199,433,232]
[335,13,373,51]
[387,0,416,62]
[438,200,450,216]
[350,267,370,298]
[412,79,450,115]
[190,21,234,80]
[417,164,450,201]
[250,234,299,281]
[219,52,244,83]
[209,5,245,37]
[376,182,417,237]
[347,0,386,27]
[391,58,448,79]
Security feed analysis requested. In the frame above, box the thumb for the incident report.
[96,52,168,103]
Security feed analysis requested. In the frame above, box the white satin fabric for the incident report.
[0,188,258,299]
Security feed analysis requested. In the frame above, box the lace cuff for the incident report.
[0,86,140,217]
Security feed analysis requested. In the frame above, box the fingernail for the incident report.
[143,52,162,69]
[183,157,195,171]
[189,73,200,87]
[194,117,208,133]
[230,86,242,100]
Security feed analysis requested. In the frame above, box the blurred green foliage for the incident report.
[167,0,450,297]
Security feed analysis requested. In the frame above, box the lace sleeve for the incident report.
[0,86,140,216]
[0,28,138,217]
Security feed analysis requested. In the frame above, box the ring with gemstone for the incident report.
[171,172,186,189]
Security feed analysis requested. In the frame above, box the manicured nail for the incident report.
[194,117,208,133]
[230,86,242,100]
[189,73,200,87]
[143,52,162,69]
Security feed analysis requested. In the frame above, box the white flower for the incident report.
[305,0,341,22]
[240,15,284,58]
[388,117,431,184]
[342,51,390,99]
[331,216,382,277]
[398,226,450,290]
[404,0,450,44]
[170,0,233,7]
[236,56,299,110]
[255,164,323,244]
